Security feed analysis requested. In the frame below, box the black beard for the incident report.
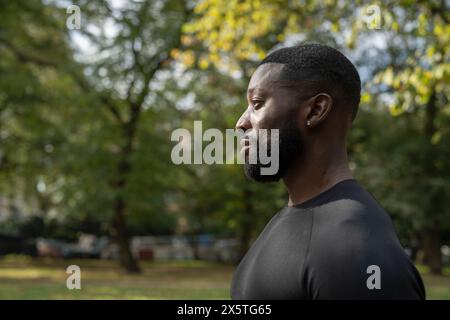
[244,120,303,183]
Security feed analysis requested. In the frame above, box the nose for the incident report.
[235,107,252,132]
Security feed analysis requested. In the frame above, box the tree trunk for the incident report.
[110,121,141,273]
[192,234,201,260]
[421,89,442,275]
[112,192,140,273]
[422,228,442,274]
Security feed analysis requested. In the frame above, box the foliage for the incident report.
[0,0,448,273]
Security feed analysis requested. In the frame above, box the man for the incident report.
[231,43,425,300]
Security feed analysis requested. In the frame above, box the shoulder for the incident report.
[303,194,424,299]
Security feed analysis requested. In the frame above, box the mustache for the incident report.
[240,129,275,143]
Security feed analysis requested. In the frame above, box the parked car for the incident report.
[36,235,109,259]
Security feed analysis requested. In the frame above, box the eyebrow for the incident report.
[247,86,269,99]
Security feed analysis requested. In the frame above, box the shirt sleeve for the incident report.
[303,210,425,300]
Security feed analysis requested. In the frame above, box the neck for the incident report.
[283,141,353,206]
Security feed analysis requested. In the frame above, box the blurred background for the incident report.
[0,0,449,299]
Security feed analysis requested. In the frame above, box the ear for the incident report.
[305,93,333,129]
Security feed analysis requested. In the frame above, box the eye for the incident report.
[251,100,265,110]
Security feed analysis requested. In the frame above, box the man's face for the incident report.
[235,63,305,182]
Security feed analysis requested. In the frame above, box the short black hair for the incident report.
[259,43,361,120]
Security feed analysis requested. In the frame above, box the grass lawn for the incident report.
[0,255,448,299]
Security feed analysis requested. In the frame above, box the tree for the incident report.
[0,0,84,226]
[0,0,192,273]
[69,0,193,272]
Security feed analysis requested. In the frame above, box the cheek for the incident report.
[265,112,296,135]
[253,102,283,130]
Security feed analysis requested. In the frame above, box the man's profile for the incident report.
[231,43,425,300]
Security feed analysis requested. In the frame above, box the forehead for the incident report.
[247,63,285,95]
